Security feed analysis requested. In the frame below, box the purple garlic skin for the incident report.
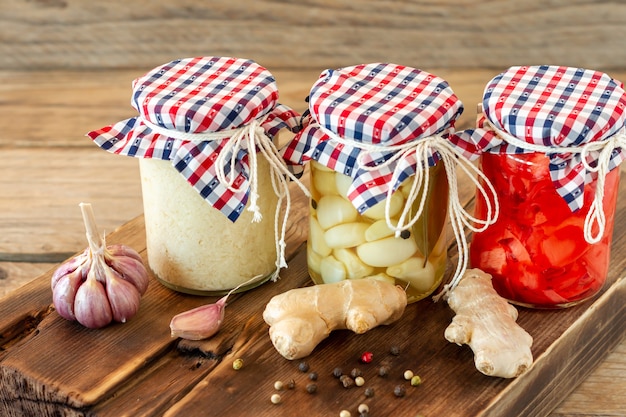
[51,244,149,329]
[169,296,227,340]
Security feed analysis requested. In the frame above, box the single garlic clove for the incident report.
[52,268,84,321]
[323,222,369,249]
[106,254,149,295]
[74,275,113,329]
[170,296,227,340]
[319,255,347,283]
[104,268,142,323]
[356,236,418,267]
[51,250,87,289]
[106,244,144,263]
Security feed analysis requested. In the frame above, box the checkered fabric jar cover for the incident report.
[452,65,626,213]
[282,62,464,213]
[87,56,302,222]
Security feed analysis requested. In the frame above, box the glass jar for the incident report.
[139,157,278,295]
[471,152,620,308]
[281,63,469,303]
[308,160,449,302]
[87,56,304,295]
[452,65,626,308]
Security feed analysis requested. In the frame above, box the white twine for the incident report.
[141,115,310,279]
[484,120,626,244]
[317,124,499,298]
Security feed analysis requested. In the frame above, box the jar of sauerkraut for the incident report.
[87,56,305,295]
[283,63,491,302]
[458,65,626,308]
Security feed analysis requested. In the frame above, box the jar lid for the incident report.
[87,56,302,222]
[282,62,464,213]
[452,65,626,213]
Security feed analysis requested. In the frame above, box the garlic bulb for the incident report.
[51,203,149,329]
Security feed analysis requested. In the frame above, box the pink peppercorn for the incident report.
[360,351,374,364]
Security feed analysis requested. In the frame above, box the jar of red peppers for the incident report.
[282,63,497,302]
[87,56,307,295]
[456,65,626,308]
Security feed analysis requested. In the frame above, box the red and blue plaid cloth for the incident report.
[87,56,301,221]
[282,63,464,212]
[452,65,626,212]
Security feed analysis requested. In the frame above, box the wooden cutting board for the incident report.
[1,173,626,417]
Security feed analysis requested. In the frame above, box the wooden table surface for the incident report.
[2,68,626,417]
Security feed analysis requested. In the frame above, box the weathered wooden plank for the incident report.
[1,171,625,416]
[1,0,626,71]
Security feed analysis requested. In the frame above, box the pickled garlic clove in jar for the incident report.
[307,161,448,302]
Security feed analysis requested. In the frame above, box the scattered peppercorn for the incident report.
[378,365,390,377]
[340,375,355,388]
[309,371,318,381]
[354,376,365,387]
[411,375,422,386]
[339,410,351,417]
[359,412,370,417]
[332,367,343,378]
[273,380,284,391]
[403,370,414,380]
[270,393,282,404]
[311,199,318,210]
[350,368,363,378]
[364,387,375,398]
[357,403,370,414]
[360,351,374,364]
[393,385,406,397]
[286,379,296,389]
[298,361,310,372]
[306,383,318,394]
[232,358,244,370]
[390,346,400,356]
[400,230,411,239]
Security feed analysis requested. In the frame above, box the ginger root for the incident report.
[263,278,407,360]
[444,268,533,378]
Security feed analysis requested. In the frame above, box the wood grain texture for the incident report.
[2,67,626,416]
[1,0,626,71]
[1,173,625,416]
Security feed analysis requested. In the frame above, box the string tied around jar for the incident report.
[141,113,311,278]
[317,124,500,299]
[484,119,626,245]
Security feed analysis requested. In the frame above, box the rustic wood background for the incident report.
[2,0,626,71]
[2,1,626,416]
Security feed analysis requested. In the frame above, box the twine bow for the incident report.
[485,120,626,244]
[141,114,310,279]
[317,124,500,297]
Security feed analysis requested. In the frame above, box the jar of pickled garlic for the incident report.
[87,56,305,295]
[282,63,489,302]
[458,65,626,308]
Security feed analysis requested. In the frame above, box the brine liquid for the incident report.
[470,152,620,308]
[307,161,449,303]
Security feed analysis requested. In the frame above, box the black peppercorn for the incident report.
[298,361,310,373]
[393,385,406,397]
[350,368,363,378]
[390,345,400,356]
[332,367,343,378]
[306,383,318,394]
[400,230,411,239]
[309,372,318,381]
[378,365,390,377]
[340,375,355,388]
[364,387,375,398]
